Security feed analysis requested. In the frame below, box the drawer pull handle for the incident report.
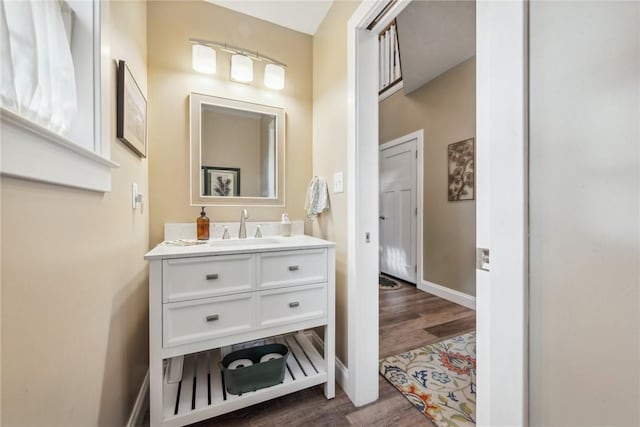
[206,274,219,280]
[206,314,219,322]
[289,302,300,308]
[288,265,299,271]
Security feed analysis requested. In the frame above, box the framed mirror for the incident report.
[190,93,285,206]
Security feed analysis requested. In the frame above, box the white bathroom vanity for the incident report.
[145,230,335,427]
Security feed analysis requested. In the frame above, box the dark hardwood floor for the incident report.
[151,281,475,426]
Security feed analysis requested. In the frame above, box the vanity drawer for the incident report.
[163,254,254,303]
[257,249,327,290]
[163,293,255,347]
[257,283,327,328]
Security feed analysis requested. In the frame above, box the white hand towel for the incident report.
[304,176,330,220]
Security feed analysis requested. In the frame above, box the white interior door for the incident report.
[379,138,417,283]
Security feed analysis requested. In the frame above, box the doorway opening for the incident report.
[346,0,528,424]
[375,1,478,423]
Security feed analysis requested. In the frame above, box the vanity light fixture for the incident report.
[230,54,254,83]
[189,38,286,90]
[192,44,216,75]
[264,64,285,90]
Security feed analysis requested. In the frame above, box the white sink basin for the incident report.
[208,237,283,247]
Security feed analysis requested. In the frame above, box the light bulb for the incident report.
[264,64,285,90]
[230,54,253,83]
[192,44,216,74]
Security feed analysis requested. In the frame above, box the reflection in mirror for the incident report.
[200,105,276,198]
[190,93,285,207]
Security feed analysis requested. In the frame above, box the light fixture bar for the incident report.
[189,38,287,68]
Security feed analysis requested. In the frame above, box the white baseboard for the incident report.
[419,280,476,310]
[127,369,150,427]
[335,358,350,395]
[306,331,351,397]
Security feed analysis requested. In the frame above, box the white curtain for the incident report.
[1,0,77,135]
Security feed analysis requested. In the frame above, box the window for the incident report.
[0,0,117,192]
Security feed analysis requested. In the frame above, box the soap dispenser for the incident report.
[197,207,210,240]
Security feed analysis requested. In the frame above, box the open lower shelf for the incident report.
[162,332,327,426]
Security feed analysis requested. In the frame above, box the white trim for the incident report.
[378,129,421,151]
[334,357,350,395]
[126,369,150,427]
[419,280,476,310]
[1,110,118,192]
[0,109,118,169]
[379,130,424,286]
[307,331,352,398]
[378,80,404,102]
[475,1,528,426]
[0,0,117,193]
[346,0,412,408]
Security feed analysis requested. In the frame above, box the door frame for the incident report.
[379,130,424,286]
[346,1,529,424]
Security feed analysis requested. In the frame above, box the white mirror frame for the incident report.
[0,0,118,192]
[189,92,286,207]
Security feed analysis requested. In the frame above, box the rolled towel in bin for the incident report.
[260,353,283,363]
[228,359,253,370]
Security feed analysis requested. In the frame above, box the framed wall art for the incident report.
[447,138,475,201]
[117,60,147,157]
[202,166,241,197]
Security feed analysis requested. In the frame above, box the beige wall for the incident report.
[529,2,640,425]
[379,58,476,296]
[312,0,361,365]
[0,2,149,426]
[201,111,262,196]
[147,0,313,246]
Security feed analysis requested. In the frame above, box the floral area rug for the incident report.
[379,332,476,426]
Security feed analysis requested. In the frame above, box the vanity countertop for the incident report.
[144,234,335,260]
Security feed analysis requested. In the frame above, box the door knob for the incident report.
[379,216,386,220]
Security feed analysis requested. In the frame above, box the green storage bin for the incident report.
[220,343,289,395]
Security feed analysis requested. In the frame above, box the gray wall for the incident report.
[529,2,640,425]
[379,58,476,296]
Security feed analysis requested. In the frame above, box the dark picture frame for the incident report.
[202,166,241,197]
[116,60,147,157]
[447,138,475,201]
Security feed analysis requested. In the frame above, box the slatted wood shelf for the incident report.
[162,332,326,427]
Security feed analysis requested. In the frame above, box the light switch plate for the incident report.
[132,182,143,210]
[132,183,139,209]
[333,171,344,193]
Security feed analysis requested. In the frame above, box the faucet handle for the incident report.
[255,225,262,238]
[242,209,248,219]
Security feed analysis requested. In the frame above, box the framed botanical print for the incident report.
[447,138,475,201]
[202,166,240,197]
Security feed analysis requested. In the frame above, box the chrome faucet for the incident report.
[238,209,248,239]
